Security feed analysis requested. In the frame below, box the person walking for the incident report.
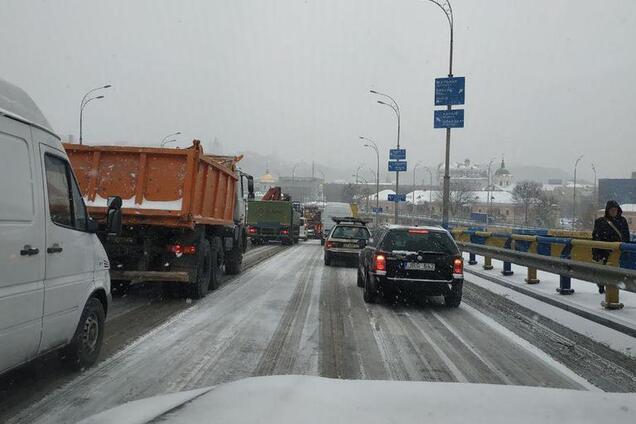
[592,200,630,294]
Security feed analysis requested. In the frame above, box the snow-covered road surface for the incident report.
[5,241,636,423]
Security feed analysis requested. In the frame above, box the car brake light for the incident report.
[248,226,257,234]
[408,228,429,234]
[167,244,197,255]
[453,258,463,274]
[326,240,334,249]
[375,254,386,272]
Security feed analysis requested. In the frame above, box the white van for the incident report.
[0,78,122,375]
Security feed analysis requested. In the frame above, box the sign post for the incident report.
[434,75,465,228]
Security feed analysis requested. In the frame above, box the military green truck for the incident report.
[247,200,300,245]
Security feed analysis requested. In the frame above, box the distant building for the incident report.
[492,159,513,188]
[598,178,636,208]
[278,176,322,203]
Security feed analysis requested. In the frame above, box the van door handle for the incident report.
[47,244,63,254]
[20,245,40,256]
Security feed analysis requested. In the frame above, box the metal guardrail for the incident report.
[457,242,636,293]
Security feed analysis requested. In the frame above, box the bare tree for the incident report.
[512,181,543,225]
[435,179,474,219]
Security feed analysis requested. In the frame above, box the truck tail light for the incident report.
[248,226,257,234]
[167,244,197,255]
[374,254,386,274]
[453,258,463,276]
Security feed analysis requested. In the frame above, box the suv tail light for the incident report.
[325,240,334,249]
[280,228,289,235]
[453,258,463,276]
[248,226,257,234]
[374,254,386,275]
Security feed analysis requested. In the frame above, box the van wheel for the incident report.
[64,298,105,370]
[190,239,212,299]
[444,283,463,308]
[357,269,364,287]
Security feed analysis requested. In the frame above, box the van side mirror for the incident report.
[106,196,123,235]
[86,217,99,233]
[247,176,255,200]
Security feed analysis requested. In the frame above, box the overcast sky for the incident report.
[1,0,634,180]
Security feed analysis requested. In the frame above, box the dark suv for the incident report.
[358,225,464,307]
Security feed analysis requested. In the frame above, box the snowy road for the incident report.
[4,241,636,423]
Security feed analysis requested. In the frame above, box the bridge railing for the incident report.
[451,229,636,310]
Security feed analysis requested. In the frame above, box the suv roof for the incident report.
[331,216,368,225]
[382,224,446,232]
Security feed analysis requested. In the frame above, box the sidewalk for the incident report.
[462,253,636,359]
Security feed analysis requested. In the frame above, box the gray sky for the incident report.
[1,0,634,180]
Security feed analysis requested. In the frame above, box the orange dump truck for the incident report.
[63,140,254,298]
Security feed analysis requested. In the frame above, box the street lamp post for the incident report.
[79,84,111,145]
[423,0,454,228]
[360,136,380,225]
[370,90,401,224]
[591,163,598,208]
[487,157,497,221]
[291,163,301,182]
[424,167,434,215]
[573,155,583,230]
[412,162,423,224]
[160,131,182,147]
[316,169,326,205]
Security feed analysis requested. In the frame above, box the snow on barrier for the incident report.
[451,229,636,310]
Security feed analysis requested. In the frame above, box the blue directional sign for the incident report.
[372,207,383,213]
[388,193,406,202]
[388,160,407,172]
[434,109,464,128]
[435,77,465,106]
[389,148,406,160]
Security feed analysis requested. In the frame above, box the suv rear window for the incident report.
[331,225,370,240]
[381,229,459,254]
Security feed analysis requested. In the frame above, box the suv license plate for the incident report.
[405,262,435,271]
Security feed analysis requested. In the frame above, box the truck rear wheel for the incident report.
[225,246,242,275]
[189,239,212,299]
[209,237,223,290]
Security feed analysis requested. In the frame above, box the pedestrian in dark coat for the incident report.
[592,200,630,293]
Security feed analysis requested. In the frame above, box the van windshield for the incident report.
[381,230,459,255]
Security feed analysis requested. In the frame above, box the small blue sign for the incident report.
[435,77,465,106]
[434,109,464,128]
[388,193,406,202]
[372,207,383,213]
[388,161,407,172]
[389,148,406,160]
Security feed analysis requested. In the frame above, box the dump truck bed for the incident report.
[64,141,239,229]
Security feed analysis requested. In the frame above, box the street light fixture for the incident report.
[160,131,182,147]
[360,136,380,224]
[79,84,111,145]
[161,139,177,147]
[422,0,455,228]
[573,155,584,230]
[79,95,105,145]
[370,90,401,224]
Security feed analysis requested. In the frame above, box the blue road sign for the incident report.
[372,207,383,213]
[434,109,464,128]
[388,193,406,202]
[389,148,406,160]
[435,77,465,106]
[388,160,407,172]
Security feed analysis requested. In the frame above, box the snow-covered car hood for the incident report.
[79,375,634,424]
